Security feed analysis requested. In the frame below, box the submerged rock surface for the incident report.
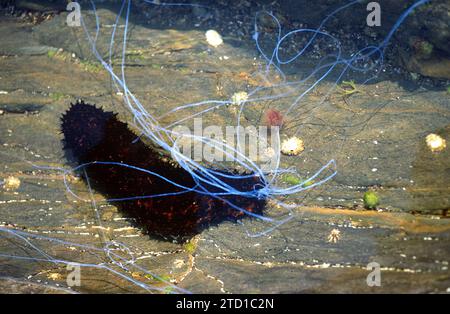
[0,1,448,293]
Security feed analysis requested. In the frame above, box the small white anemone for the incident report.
[2,176,21,191]
[231,91,248,105]
[205,30,223,48]
[327,229,341,243]
[281,137,304,156]
[426,133,446,152]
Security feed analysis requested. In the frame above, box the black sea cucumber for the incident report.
[61,100,266,239]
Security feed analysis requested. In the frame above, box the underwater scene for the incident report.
[0,0,449,295]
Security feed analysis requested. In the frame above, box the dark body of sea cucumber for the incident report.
[61,100,266,239]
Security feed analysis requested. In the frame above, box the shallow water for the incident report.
[0,0,449,293]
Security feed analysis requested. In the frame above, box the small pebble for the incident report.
[205,30,223,48]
